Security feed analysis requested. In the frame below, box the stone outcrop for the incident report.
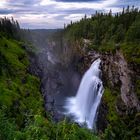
[84,49,140,131]
[101,50,140,112]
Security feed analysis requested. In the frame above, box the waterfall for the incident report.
[65,58,104,129]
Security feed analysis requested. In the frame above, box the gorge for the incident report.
[0,7,140,140]
[26,30,104,130]
[24,9,140,138]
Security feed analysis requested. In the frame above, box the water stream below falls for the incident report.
[64,58,104,129]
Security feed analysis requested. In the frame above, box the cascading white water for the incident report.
[65,58,104,129]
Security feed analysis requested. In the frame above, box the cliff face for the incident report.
[82,48,140,134]
[73,39,140,135]
[102,51,140,111]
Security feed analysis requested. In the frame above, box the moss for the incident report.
[0,36,44,128]
[103,88,119,123]
[103,87,140,140]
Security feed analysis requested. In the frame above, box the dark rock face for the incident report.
[40,62,81,122]
[96,99,108,132]
[27,33,81,122]
[83,49,140,132]
[101,51,140,111]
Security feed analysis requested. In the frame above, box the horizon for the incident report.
[0,0,140,29]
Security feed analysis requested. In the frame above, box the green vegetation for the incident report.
[102,88,140,140]
[0,18,98,140]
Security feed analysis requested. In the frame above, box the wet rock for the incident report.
[84,50,140,132]
[116,95,127,116]
[96,99,108,132]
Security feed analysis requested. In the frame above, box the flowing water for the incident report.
[64,58,104,129]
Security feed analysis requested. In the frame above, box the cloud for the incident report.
[40,0,118,9]
[55,0,102,2]
[0,0,139,29]
[115,0,140,8]
[0,9,14,14]
[6,0,41,5]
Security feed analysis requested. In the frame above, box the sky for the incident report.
[0,0,140,29]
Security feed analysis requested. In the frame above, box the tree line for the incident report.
[64,6,140,45]
[0,17,20,39]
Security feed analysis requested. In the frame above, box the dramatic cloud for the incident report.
[0,0,139,29]
[55,0,102,2]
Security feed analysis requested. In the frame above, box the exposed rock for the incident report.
[96,99,108,132]
[101,50,140,111]
[26,35,82,123]
[83,49,140,132]
[116,95,127,115]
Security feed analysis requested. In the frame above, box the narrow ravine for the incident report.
[26,30,82,121]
